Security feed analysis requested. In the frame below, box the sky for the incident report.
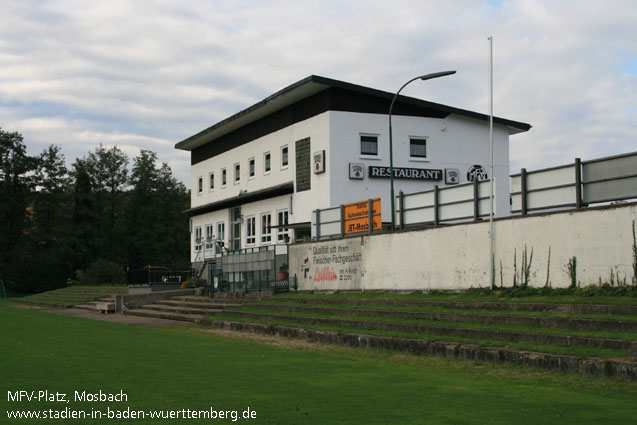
[1,0,635,185]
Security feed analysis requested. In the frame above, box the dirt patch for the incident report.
[191,327,334,351]
[42,307,188,327]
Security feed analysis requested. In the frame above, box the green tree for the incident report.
[0,129,38,290]
[81,144,129,263]
[125,150,189,269]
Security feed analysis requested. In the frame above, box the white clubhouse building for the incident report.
[175,75,530,267]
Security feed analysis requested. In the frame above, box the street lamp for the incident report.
[389,71,456,230]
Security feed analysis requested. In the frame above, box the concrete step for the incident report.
[74,304,100,311]
[141,303,223,316]
[248,303,637,332]
[125,309,203,322]
[170,295,251,304]
[157,299,243,309]
[272,298,637,315]
[216,311,635,351]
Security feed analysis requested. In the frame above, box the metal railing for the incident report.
[396,178,494,227]
[511,152,637,214]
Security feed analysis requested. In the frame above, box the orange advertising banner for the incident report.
[343,198,381,234]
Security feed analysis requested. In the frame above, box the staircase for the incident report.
[124,295,247,322]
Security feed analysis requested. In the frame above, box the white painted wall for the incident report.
[328,111,511,219]
[290,204,637,290]
[189,109,515,260]
[190,112,331,212]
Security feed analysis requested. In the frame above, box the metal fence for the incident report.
[213,244,289,292]
[396,179,494,227]
[127,268,192,285]
[511,152,637,214]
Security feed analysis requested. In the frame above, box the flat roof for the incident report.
[175,75,531,152]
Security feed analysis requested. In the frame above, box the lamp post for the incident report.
[389,71,456,230]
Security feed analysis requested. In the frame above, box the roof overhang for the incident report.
[186,182,294,217]
[175,75,531,152]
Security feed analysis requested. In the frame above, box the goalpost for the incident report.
[0,279,7,307]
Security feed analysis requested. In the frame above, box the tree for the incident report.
[125,151,189,269]
[0,129,38,289]
[81,144,129,263]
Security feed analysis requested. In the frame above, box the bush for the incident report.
[75,259,126,284]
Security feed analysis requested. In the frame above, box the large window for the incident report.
[264,152,271,173]
[204,224,214,250]
[277,209,289,242]
[194,227,202,252]
[216,222,225,243]
[410,138,427,159]
[246,216,256,245]
[261,213,272,243]
[360,135,378,156]
[281,145,288,168]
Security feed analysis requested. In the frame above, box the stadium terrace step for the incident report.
[202,319,637,380]
[139,303,223,316]
[275,298,637,316]
[169,296,250,305]
[155,299,244,309]
[247,303,637,332]
[221,311,635,350]
[124,309,203,322]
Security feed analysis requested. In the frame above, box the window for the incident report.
[204,224,214,250]
[281,145,288,168]
[216,222,225,242]
[197,176,203,193]
[277,209,289,242]
[209,173,214,190]
[249,157,255,178]
[234,163,240,183]
[261,213,272,243]
[410,138,427,159]
[221,168,227,186]
[264,152,271,173]
[246,216,256,245]
[360,135,378,156]
[194,227,202,251]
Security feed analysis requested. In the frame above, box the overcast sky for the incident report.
[1,0,635,185]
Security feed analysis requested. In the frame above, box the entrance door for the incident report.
[229,207,241,251]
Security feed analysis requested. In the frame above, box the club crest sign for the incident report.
[467,165,488,181]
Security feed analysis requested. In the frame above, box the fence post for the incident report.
[473,178,480,220]
[520,168,528,215]
[398,190,405,230]
[434,185,440,226]
[368,199,373,235]
[575,157,583,208]
[340,204,345,237]
[315,209,321,240]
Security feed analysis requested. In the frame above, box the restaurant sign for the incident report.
[369,166,442,181]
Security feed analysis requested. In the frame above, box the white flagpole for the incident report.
[488,36,495,289]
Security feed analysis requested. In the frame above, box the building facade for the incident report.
[175,75,530,268]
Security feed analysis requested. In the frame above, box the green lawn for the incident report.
[1,307,636,424]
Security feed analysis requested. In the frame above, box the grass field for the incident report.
[1,306,636,424]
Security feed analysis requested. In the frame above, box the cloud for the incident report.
[0,0,635,184]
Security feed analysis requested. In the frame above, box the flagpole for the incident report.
[488,36,495,289]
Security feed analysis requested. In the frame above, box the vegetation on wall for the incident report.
[0,128,190,293]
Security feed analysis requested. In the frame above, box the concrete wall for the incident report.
[289,203,637,291]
